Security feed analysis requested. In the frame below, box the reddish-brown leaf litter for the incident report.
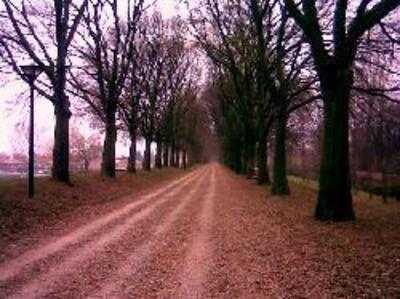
[0,163,399,298]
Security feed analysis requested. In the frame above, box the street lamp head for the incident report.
[20,65,43,83]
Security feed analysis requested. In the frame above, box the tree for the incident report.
[137,13,190,171]
[70,128,101,172]
[135,13,167,171]
[161,36,200,169]
[0,0,88,183]
[283,0,400,221]
[350,59,400,200]
[70,0,145,177]
[191,0,317,190]
[119,63,141,173]
[190,0,262,176]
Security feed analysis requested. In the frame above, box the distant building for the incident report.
[0,155,51,176]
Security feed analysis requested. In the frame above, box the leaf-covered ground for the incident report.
[208,170,400,297]
[0,164,399,297]
[0,168,189,250]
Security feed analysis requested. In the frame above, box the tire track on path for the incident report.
[3,168,205,298]
[175,163,216,297]
[0,167,203,284]
[89,166,211,298]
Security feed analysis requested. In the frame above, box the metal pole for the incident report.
[28,82,34,198]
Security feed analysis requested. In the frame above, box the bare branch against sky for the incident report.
[0,0,185,155]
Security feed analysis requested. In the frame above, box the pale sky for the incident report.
[0,0,186,157]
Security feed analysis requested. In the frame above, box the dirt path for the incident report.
[0,163,399,298]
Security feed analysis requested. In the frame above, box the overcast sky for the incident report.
[0,0,186,157]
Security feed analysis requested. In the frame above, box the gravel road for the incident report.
[1,163,399,298]
[0,165,218,298]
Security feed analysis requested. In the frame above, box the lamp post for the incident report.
[20,65,43,198]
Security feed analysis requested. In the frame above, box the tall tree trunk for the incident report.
[52,105,71,182]
[52,50,70,182]
[241,150,247,174]
[170,141,176,167]
[155,140,162,169]
[52,7,70,183]
[143,137,151,171]
[245,142,256,179]
[101,113,117,177]
[243,123,256,178]
[182,148,187,170]
[127,126,137,173]
[84,158,89,172]
[175,148,180,168]
[257,136,270,185]
[233,144,243,173]
[272,103,290,195]
[378,111,388,204]
[315,67,355,221]
[163,144,169,167]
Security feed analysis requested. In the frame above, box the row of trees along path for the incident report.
[191,0,400,221]
[1,0,399,221]
[0,1,208,180]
